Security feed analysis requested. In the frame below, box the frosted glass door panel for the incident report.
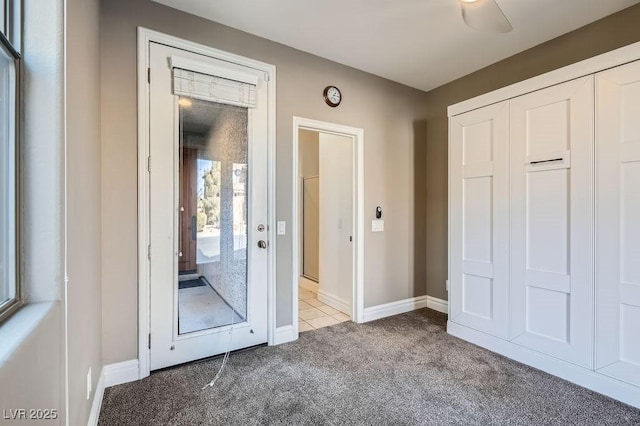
[450,101,509,339]
[596,60,640,386]
[177,99,248,335]
[510,76,594,368]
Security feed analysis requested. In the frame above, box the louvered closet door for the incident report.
[595,60,640,386]
[510,76,594,368]
[450,101,509,338]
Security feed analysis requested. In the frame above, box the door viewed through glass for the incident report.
[177,96,248,335]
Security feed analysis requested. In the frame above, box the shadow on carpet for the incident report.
[98,309,640,425]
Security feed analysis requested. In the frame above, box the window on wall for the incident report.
[0,0,21,322]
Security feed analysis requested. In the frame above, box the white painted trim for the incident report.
[104,359,140,388]
[426,296,448,314]
[317,289,351,316]
[298,276,319,293]
[137,27,277,378]
[273,325,297,345]
[448,40,640,117]
[362,296,428,323]
[87,368,105,426]
[137,27,152,380]
[292,117,365,333]
[447,321,640,409]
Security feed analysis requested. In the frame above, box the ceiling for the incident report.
[152,0,640,92]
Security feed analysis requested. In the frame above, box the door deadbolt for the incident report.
[257,224,265,232]
[258,240,268,249]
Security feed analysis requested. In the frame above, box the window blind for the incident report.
[173,67,257,108]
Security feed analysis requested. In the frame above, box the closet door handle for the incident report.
[529,157,563,165]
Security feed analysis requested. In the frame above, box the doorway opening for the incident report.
[292,117,364,335]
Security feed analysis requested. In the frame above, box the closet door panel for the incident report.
[510,76,594,368]
[450,101,509,339]
[596,60,640,386]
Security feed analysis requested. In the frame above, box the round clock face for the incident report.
[323,86,342,107]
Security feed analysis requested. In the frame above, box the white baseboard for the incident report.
[317,290,351,315]
[298,276,319,293]
[104,359,140,388]
[447,321,640,409]
[87,367,105,426]
[363,296,427,323]
[272,325,297,345]
[426,296,448,314]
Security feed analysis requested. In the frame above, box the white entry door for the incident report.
[148,42,269,370]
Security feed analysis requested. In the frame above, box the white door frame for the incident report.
[137,27,276,379]
[292,117,365,331]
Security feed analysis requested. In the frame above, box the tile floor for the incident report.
[298,286,351,332]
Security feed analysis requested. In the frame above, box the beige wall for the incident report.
[0,305,62,426]
[66,0,103,424]
[0,1,102,423]
[299,130,319,280]
[424,4,640,301]
[100,0,428,364]
[299,130,319,178]
[0,0,66,424]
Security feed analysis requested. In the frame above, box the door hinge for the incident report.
[147,156,151,172]
[148,333,151,349]
[264,72,270,82]
[147,67,151,84]
[147,245,151,260]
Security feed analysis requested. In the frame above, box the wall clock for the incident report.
[323,86,342,107]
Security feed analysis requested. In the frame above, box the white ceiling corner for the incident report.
[151,0,640,92]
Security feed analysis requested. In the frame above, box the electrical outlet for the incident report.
[86,368,92,400]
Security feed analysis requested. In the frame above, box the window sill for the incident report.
[0,301,59,368]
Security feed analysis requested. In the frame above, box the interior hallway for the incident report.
[298,286,351,331]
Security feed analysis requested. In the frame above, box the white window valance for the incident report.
[172,67,257,108]
[170,55,259,108]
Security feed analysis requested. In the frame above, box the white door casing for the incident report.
[595,59,640,386]
[148,41,270,370]
[450,101,510,339]
[510,76,594,368]
[292,117,365,328]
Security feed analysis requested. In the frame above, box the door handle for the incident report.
[257,240,268,249]
[529,157,563,165]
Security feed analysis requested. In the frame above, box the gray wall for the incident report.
[66,0,103,423]
[424,4,640,301]
[100,0,429,364]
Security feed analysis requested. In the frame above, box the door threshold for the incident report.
[151,343,268,374]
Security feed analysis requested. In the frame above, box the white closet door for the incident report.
[510,76,594,368]
[450,101,509,338]
[595,60,640,386]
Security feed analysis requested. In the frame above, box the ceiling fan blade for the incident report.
[461,0,513,33]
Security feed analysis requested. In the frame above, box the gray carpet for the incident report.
[98,309,640,425]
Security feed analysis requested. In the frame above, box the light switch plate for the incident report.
[277,221,286,235]
[372,219,384,232]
